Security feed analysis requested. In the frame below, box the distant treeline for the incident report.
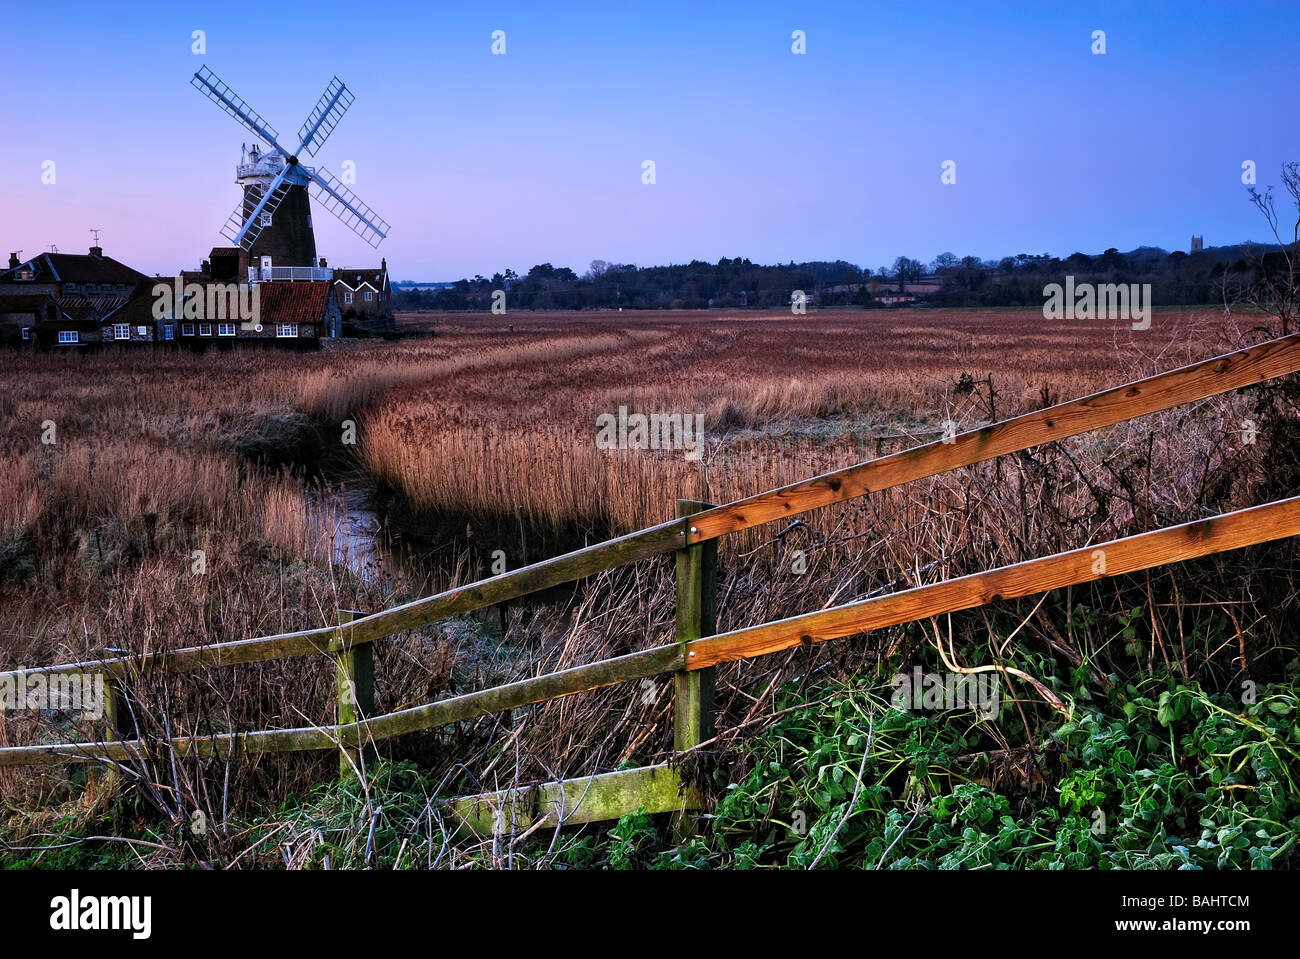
[393,245,1287,312]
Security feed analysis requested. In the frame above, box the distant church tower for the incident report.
[236,143,318,271]
[1190,235,1204,253]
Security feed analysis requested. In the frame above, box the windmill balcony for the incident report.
[248,266,334,283]
[237,160,286,179]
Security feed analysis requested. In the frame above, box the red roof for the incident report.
[255,281,332,326]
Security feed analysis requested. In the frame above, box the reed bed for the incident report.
[362,308,1227,535]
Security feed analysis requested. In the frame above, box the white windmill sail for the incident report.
[192,65,389,252]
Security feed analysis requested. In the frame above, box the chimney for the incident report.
[318,257,328,268]
[381,257,386,271]
[89,245,103,258]
[7,253,18,269]
[201,259,212,275]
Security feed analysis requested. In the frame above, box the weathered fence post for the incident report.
[334,609,375,779]
[93,674,124,787]
[673,500,717,839]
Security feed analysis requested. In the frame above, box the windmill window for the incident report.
[58,330,78,344]
[113,324,130,340]
[199,323,212,336]
[260,212,273,227]
[218,323,236,336]
[182,323,195,336]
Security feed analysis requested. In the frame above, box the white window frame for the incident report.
[181,323,195,336]
[163,324,175,341]
[58,330,79,344]
[364,291,373,302]
[21,327,30,341]
[260,211,273,227]
[113,323,130,340]
[217,323,236,337]
[199,323,212,336]
[275,323,298,338]
[344,292,353,304]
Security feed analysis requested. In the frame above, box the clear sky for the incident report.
[2,1,1297,280]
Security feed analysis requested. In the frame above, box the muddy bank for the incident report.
[233,410,610,602]
[368,479,628,595]
[234,411,326,479]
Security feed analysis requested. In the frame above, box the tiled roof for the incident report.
[333,267,388,289]
[0,252,147,286]
[57,295,131,312]
[256,281,331,325]
[109,281,166,326]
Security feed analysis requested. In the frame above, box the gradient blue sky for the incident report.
[2,1,1297,279]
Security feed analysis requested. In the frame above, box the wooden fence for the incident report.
[4,331,1300,837]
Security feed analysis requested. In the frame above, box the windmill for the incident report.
[191,65,390,272]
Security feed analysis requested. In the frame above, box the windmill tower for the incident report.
[236,142,318,267]
[191,66,390,277]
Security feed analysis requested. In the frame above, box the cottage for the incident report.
[332,258,394,333]
[145,246,340,346]
[238,279,338,342]
[0,246,149,347]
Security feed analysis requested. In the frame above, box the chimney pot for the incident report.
[7,253,18,269]
[89,245,103,258]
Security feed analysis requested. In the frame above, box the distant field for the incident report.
[376,307,1231,532]
[393,306,1229,414]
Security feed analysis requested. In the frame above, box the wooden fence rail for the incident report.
[4,494,1297,768]
[3,332,1300,836]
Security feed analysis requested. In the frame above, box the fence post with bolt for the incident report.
[334,609,375,779]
